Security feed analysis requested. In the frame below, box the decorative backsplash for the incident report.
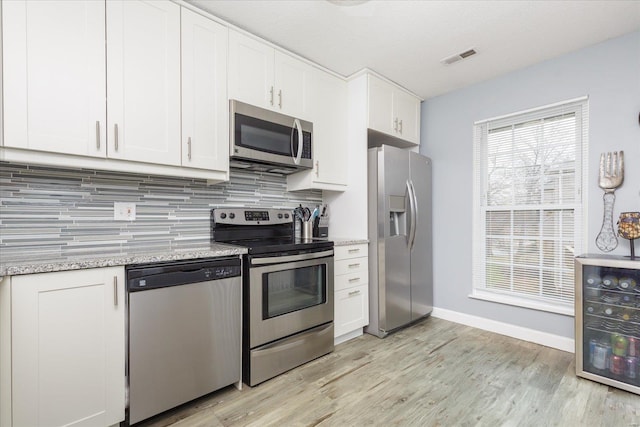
[0,162,322,262]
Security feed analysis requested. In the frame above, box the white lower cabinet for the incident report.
[334,244,369,343]
[1,267,126,427]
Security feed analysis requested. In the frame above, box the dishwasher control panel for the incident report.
[126,258,241,292]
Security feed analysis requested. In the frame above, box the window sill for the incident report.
[469,291,574,317]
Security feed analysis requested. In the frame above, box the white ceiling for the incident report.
[186,0,640,100]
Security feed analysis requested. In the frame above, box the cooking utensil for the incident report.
[596,151,624,252]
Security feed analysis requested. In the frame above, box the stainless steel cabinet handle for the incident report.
[270,86,274,106]
[96,121,101,150]
[348,263,360,268]
[347,248,360,253]
[187,137,192,160]
[348,289,361,296]
[394,117,398,131]
[348,277,360,283]
[399,119,403,134]
[316,160,319,177]
[114,124,119,151]
[113,276,118,306]
[278,89,282,108]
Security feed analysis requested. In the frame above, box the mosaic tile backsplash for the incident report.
[0,162,322,262]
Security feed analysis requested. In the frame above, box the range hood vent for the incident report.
[440,48,477,65]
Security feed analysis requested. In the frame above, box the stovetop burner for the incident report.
[211,208,333,255]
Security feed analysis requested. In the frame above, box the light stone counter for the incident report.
[0,243,247,277]
[330,238,369,246]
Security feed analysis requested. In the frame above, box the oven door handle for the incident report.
[251,249,334,266]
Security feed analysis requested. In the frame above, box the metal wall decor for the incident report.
[596,151,624,252]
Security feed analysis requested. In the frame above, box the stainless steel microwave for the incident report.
[229,100,313,174]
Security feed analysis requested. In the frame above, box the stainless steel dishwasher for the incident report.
[126,257,241,425]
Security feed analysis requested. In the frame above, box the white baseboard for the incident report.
[431,307,575,353]
[334,328,363,346]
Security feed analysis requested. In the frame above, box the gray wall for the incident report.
[0,163,322,263]
[420,31,640,339]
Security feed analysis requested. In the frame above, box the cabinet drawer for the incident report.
[335,257,367,276]
[335,270,368,292]
[334,285,368,338]
[334,244,368,260]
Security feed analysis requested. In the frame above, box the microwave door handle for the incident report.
[291,118,303,165]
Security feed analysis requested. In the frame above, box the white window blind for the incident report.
[472,98,588,313]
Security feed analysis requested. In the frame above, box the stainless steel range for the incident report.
[211,208,334,386]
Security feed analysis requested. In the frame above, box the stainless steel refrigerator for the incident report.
[366,145,433,338]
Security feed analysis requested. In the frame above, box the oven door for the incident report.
[248,249,333,348]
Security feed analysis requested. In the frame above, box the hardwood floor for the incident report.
[138,317,640,427]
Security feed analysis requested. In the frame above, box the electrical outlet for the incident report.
[114,202,136,221]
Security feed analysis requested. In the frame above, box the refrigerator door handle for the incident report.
[407,180,417,250]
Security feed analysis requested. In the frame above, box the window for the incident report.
[472,98,588,315]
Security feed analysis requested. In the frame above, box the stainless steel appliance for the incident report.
[211,208,334,386]
[230,100,313,174]
[575,255,640,395]
[366,145,433,338]
[126,258,241,425]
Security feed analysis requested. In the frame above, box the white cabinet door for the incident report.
[2,0,106,157]
[367,75,395,137]
[228,30,311,119]
[286,68,347,191]
[274,50,312,119]
[335,285,369,338]
[367,74,421,146]
[181,8,229,173]
[309,69,346,186]
[228,29,275,110]
[106,0,181,166]
[11,267,125,427]
[394,89,420,145]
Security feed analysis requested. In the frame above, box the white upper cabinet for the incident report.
[2,0,107,157]
[106,0,182,166]
[287,68,347,192]
[228,29,311,119]
[367,74,421,146]
[181,7,229,173]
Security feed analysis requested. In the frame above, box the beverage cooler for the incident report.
[575,255,640,394]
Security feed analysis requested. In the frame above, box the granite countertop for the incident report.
[0,238,368,277]
[0,242,247,277]
[330,238,369,246]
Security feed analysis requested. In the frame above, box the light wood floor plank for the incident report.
[138,317,640,427]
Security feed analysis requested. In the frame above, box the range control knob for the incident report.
[278,213,283,219]
[220,213,227,219]
[284,213,290,219]
[229,213,236,219]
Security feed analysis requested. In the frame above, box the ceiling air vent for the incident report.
[440,48,477,65]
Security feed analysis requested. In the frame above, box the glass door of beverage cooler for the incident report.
[576,256,640,395]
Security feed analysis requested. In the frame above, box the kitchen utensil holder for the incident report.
[302,221,313,240]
